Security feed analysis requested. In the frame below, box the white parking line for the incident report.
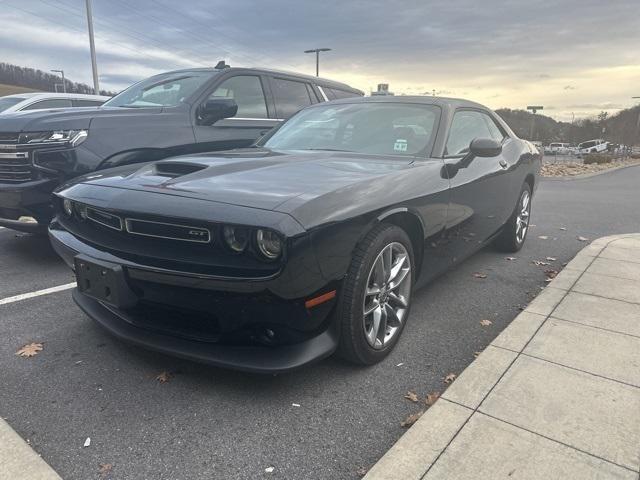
[0,283,76,306]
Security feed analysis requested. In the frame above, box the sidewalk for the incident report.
[365,234,640,480]
[0,418,62,480]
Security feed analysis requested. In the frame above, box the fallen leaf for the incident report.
[404,391,419,403]
[545,257,557,261]
[156,371,171,383]
[400,411,423,427]
[544,269,559,279]
[15,342,43,358]
[479,319,493,327]
[529,224,537,228]
[559,227,567,231]
[472,272,487,279]
[474,351,482,358]
[396,362,404,367]
[357,466,369,477]
[265,466,275,473]
[532,260,550,266]
[425,392,440,406]
[505,257,517,261]
[538,235,548,240]
[291,403,301,407]
[99,463,113,476]
[577,236,589,242]
[84,437,91,448]
[444,373,457,384]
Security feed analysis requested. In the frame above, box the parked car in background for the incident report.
[577,138,608,155]
[544,142,572,155]
[0,64,363,232]
[0,93,110,114]
[49,96,541,372]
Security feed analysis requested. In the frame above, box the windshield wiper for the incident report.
[304,148,352,152]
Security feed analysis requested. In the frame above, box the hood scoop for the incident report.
[153,162,207,178]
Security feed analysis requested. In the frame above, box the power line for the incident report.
[40,0,214,68]
[3,2,192,73]
[150,0,302,71]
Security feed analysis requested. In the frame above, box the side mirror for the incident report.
[198,98,238,125]
[469,137,502,157]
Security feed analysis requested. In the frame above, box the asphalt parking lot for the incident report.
[2,165,640,480]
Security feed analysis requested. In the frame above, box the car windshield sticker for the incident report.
[394,139,408,152]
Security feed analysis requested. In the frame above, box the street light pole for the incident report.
[303,48,331,77]
[632,97,640,152]
[85,0,100,94]
[51,69,66,93]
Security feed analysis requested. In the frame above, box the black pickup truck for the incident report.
[0,64,362,232]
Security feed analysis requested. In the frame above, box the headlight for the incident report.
[20,130,88,147]
[63,198,73,216]
[223,225,250,253]
[76,203,88,220]
[255,229,283,260]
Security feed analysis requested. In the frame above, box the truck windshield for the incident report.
[104,71,215,108]
[264,103,440,157]
[0,97,26,113]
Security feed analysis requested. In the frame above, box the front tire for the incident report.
[494,183,532,252]
[337,224,415,365]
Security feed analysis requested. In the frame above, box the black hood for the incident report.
[68,148,419,217]
[0,106,163,133]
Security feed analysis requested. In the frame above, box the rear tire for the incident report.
[337,224,415,365]
[494,183,532,253]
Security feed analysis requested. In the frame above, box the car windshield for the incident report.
[0,97,26,113]
[264,103,440,156]
[104,71,215,108]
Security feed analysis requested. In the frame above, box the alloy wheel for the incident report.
[362,242,412,349]
[515,190,531,244]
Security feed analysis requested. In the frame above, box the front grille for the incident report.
[125,218,212,243]
[0,150,32,182]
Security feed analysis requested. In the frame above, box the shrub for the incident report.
[583,154,613,165]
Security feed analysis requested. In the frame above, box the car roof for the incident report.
[318,95,491,110]
[1,92,111,100]
[150,66,364,95]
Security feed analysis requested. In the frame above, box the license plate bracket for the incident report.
[74,254,137,309]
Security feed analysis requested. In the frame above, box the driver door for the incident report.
[442,109,513,260]
[192,75,281,153]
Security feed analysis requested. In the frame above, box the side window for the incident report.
[329,88,360,99]
[271,78,313,118]
[72,99,105,107]
[209,76,268,118]
[445,110,494,156]
[483,114,506,142]
[22,99,73,110]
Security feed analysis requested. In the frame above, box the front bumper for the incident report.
[0,178,57,232]
[72,289,338,373]
[49,222,340,373]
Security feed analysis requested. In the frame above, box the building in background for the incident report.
[371,83,394,96]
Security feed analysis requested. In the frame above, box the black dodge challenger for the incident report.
[49,96,541,373]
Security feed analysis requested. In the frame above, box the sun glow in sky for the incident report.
[1,0,638,121]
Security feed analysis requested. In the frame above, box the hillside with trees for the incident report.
[0,62,115,96]
[496,107,640,146]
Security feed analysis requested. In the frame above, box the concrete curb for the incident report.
[542,161,640,181]
[364,233,640,480]
[0,418,62,480]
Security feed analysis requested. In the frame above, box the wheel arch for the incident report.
[376,208,425,279]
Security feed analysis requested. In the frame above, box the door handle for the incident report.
[499,160,508,169]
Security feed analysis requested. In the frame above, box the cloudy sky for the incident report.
[1,0,638,121]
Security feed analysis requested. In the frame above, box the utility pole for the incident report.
[85,0,100,94]
[51,69,66,93]
[527,105,544,141]
[633,97,640,150]
[303,48,331,77]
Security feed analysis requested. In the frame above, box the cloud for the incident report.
[0,0,639,120]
